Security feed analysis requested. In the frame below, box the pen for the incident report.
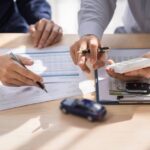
[9,52,48,93]
[80,47,110,55]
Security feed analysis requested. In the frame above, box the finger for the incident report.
[7,71,35,86]
[140,68,150,79]
[78,40,88,63]
[29,25,36,35]
[44,25,60,47]
[107,59,115,65]
[78,55,90,73]
[105,59,115,71]
[106,69,140,81]
[106,69,124,80]
[29,25,36,46]
[52,27,63,44]
[38,22,53,48]
[93,53,107,69]
[125,68,150,79]
[106,68,115,77]
[77,40,90,73]
[125,70,140,77]
[88,38,99,64]
[11,63,43,82]
[34,20,47,47]
[18,56,34,66]
[2,78,27,87]
[70,42,79,65]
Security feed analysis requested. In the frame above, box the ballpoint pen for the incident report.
[9,52,48,93]
[79,47,110,55]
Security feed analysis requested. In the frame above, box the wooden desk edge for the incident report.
[1,33,150,49]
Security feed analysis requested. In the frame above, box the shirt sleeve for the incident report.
[16,0,52,25]
[78,0,117,39]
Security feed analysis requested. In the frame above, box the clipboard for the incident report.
[95,48,150,104]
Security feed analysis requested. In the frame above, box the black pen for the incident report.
[10,52,48,93]
[80,47,110,55]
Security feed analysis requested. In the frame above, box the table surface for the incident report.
[0,34,150,150]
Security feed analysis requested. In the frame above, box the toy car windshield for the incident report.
[62,98,77,106]
[75,100,102,112]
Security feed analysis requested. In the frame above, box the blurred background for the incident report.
[48,0,126,34]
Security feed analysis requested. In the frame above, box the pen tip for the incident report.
[44,88,48,93]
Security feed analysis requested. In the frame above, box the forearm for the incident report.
[16,0,52,25]
[78,0,117,39]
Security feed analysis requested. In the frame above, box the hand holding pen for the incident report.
[70,35,109,73]
[0,53,43,87]
[9,52,47,92]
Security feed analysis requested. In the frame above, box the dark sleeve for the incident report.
[16,0,52,25]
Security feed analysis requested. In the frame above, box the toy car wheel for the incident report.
[87,116,94,122]
[61,108,68,114]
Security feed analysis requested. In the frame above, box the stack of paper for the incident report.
[0,45,95,110]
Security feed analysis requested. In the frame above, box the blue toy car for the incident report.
[60,98,107,122]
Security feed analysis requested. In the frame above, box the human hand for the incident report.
[29,18,63,49]
[124,53,150,79]
[106,53,150,81]
[70,35,107,73]
[0,54,43,86]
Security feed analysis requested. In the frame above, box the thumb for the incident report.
[29,25,36,34]
[19,56,34,66]
[107,59,115,65]
[105,59,115,71]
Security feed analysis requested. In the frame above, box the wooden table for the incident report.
[0,34,150,150]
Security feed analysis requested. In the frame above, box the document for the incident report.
[0,45,95,110]
[98,49,150,102]
[12,45,82,83]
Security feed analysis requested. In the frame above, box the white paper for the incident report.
[0,45,95,110]
[0,82,78,110]
[12,45,81,83]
